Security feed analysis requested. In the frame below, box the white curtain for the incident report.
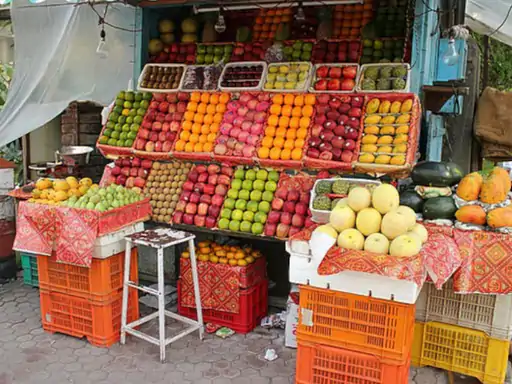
[0,0,136,147]
[466,0,512,47]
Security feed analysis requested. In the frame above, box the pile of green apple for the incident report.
[196,44,233,64]
[218,168,280,235]
[62,185,143,212]
[264,63,310,91]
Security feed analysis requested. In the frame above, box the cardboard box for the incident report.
[285,284,299,349]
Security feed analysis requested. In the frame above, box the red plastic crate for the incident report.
[37,248,138,302]
[296,339,411,384]
[178,279,268,334]
[40,289,139,347]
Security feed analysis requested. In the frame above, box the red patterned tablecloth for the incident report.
[180,257,266,313]
[13,199,151,267]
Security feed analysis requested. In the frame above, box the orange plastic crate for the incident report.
[297,285,415,364]
[296,340,411,384]
[37,248,138,302]
[40,288,139,347]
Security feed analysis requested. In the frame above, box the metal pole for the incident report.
[483,35,489,90]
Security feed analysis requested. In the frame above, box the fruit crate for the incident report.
[297,285,415,364]
[40,288,139,348]
[296,339,411,384]
[356,63,411,93]
[416,279,512,339]
[177,279,268,334]
[412,322,509,384]
[264,62,313,93]
[309,177,381,223]
[308,63,360,93]
[218,61,268,92]
[37,248,138,302]
[137,63,186,93]
[21,252,39,287]
[179,64,222,92]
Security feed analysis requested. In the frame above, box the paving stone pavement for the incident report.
[0,280,481,384]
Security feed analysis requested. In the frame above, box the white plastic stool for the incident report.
[120,227,204,362]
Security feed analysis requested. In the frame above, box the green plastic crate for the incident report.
[20,253,39,287]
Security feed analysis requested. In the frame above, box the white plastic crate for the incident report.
[218,61,267,92]
[137,63,186,93]
[308,63,360,93]
[286,240,420,304]
[416,279,512,340]
[356,63,411,93]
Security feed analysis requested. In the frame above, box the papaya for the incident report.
[480,173,508,204]
[455,205,486,225]
[401,99,413,113]
[490,167,511,193]
[487,206,512,228]
[456,172,483,201]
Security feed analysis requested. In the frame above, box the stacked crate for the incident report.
[295,285,415,384]
[413,280,510,384]
[20,252,39,287]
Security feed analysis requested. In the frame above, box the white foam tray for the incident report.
[356,63,411,93]
[137,64,186,93]
[218,61,267,92]
[287,240,420,304]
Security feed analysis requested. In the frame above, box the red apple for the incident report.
[274,188,288,200]
[314,79,328,91]
[173,211,184,224]
[194,215,206,227]
[188,169,199,182]
[190,192,201,204]
[289,226,301,237]
[208,205,220,218]
[185,202,197,215]
[141,160,153,169]
[198,203,209,216]
[200,195,212,205]
[332,136,345,149]
[203,184,216,195]
[212,194,224,207]
[292,214,305,228]
[267,211,281,224]
[299,193,310,205]
[344,139,356,151]
[205,216,217,228]
[341,79,356,91]
[176,200,187,211]
[283,202,296,214]
[183,181,195,191]
[343,66,358,79]
[288,190,300,202]
[307,148,320,158]
[116,175,127,185]
[271,198,284,211]
[215,184,228,196]
[320,151,333,161]
[327,79,341,90]
[316,66,329,78]
[276,223,290,238]
[111,166,121,176]
[295,203,308,216]
[265,223,277,237]
[183,213,194,225]
[198,172,208,183]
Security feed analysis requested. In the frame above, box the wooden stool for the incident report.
[120,227,204,362]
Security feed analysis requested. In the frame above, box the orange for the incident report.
[182,121,193,131]
[265,126,276,137]
[295,138,305,148]
[269,147,281,160]
[302,105,314,117]
[291,148,303,160]
[190,92,201,102]
[175,140,186,151]
[305,94,316,105]
[273,94,284,105]
[294,95,305,107]
[180,131,191,141]
[198,134,208,144]
[184,111,195,121]
[289,117,300,129]
[267,114,279,127]
[200,93,210,104]
[194,114,204,124]
[189,133,199,143]
[275,127,287,137]
[280,148,291,160]
[197,103,207,114]
[286,129,297,140]
[206,104,216,115]
[216,104,226,113]
[278,116,290,128]
[284,94,295,106]
[210,94,219,105]
[207,132,217,142]
[284,139,295,149]
[281,105,292,117]
[254,24,262,32]
[194,142,204,152]
[299,117,311,129]
[261,136,274,148]
[270,104,281,115]
[203,142,213,152]
[184,142,195,152]
[219,93,230,104]
[187,102,198,112]
[255,16,264,24]
[205,115,215,125]
[258,147,270,159]
[214,113,224,123]
[273,137,284,148]
[291,106,303,117]
[192,123,202,134]
[296,128,308,139]
[210,123,220,133]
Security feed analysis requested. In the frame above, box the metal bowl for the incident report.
[57,146,94,166]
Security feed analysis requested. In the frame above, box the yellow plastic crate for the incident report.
[412,322,509,384]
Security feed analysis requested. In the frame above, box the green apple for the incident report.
[258,201,270,213]
[221,208,232,219]
[247,201,259,213]
[287,72,298,82]
[251,222,264,235]
[242,180,253,191]
[245,169,256,181]
[285,82,296,90]
[227,189,239,199]
[238,189,250,201]
[235,199,247,211]
[264,82,274,90]
[229,220,240,232]
[256,169,268,180]
[253,180,265,191]
[224,198,236,210]
[243,211,254,222]
[250,190,262,202]
[274,81,284,89]
[218,218,230,229]
[254,212,267,224]
[269,66,278,73]
[266,73,277,81]
[234,169,245,180]
[265,181,277,192]
[268,171,280,182]
[231,209,244,221]
[262,191,274,202]
[240,221,252,233]
[231,179,242,190]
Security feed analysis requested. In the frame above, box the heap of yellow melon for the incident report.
[314,183,428,257]
[30,177,97,205]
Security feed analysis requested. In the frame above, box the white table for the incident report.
[120,227,204,362]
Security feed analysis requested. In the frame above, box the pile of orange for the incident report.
[253,8,292,41]
[174,92,230,153]
[181,240,262,267]
[257,93,315,161]
[333,2,373,38]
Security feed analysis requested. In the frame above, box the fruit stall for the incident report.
[11,0,512,383]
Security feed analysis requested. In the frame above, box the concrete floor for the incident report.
[0,280,482,384]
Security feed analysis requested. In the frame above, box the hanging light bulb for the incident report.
[295,2,306,21]
[442,38,459,66]
[0,0,11,5]
[96,29,109,59]
[215,11,226,33]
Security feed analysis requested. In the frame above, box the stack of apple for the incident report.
[312,65,358,92]
[264,183,315,238]
[172,164,233,228]
[312,40,361,63]
[108,157,153,190]
[135,92,190,153]
[165,43,196,64]
[306,94,363,163]
[231,42,270,61]
[214,93,270,159]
